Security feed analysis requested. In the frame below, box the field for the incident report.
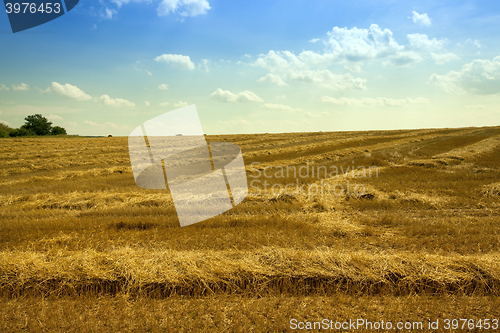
[1,126,500,332]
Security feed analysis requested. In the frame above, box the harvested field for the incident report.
[0,126,499,331]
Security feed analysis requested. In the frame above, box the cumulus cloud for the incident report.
[210,89,263,103]
[159,102,170,106]
[325,24,404,63]
[431,52,459,65]
[320,96,429,107]
[12,83,30,91]
[411,11,432,26]
[157,0,210,17]
[158,83,169,90]
[430,56,500,95]
[257,73,289,86]
[407,33,447,50]
[154,54,196,70]
[98,95,135,107]
[145,101,150,106]
[1,120,11,126]
[174,101,188,107]
[260,103,299,111]
[252,24,452,90]
[254,51,367,90]
[0,84,9,91]
[252,23,457,86]
[309,38,320,43]
[46,82,92,101]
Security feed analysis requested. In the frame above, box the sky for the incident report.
[0,0,500,136]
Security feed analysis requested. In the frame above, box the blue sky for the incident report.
[1,0,499,135]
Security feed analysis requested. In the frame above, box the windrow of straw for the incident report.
[434,134,500,161]
[0,248,498,297]
[0,191,172,210]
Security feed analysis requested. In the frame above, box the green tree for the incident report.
[50,126,67,135]
[23,114,52,135]
[9,127,35,137]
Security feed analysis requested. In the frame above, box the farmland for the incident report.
[1,126,499,332]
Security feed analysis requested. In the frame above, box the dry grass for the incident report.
[0,126,499,331]
[1,294,499,332]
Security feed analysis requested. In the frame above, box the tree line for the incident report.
[0,114,67,137]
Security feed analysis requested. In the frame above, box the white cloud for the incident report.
[12,83,30,91]
[157,0,210,17]
[320,96,429,107]
[411,11,432,27]
[174,101,188,107]
[325,24,403,63]
[159,102,170,106]
[154,54,196,70]
[199,59,210,72]
[158,83,169,90]
[145,101,150,106]
[257,73,288,86]
[210,88,263,103]
[250,23,458,90]
[309,38,320,43]
[0,84,9,91]
[101,7,117,19]
[407,33,447,50]
[383,51,423,67]
[430,56,500,95]
[252,24,437,90]
[290,69,368,89]
[84,120,119,128]
[135,67,153,76]
[431,52,459,65]
[47,114,63,121]
[110,0,149,9]
[254,51,367,90]
[46,82,92,101]
[98,95,135,107]
[261,103,300,111]
[305,111,330,118]
[1,120,11,126]
[468,39,483,49]
[457,39,484,49]
[275,95,286,99]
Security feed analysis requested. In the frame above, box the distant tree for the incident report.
[9,127,35,137]
[50,126,67,135]
[0,122,13,138]
[23,114,52,135]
